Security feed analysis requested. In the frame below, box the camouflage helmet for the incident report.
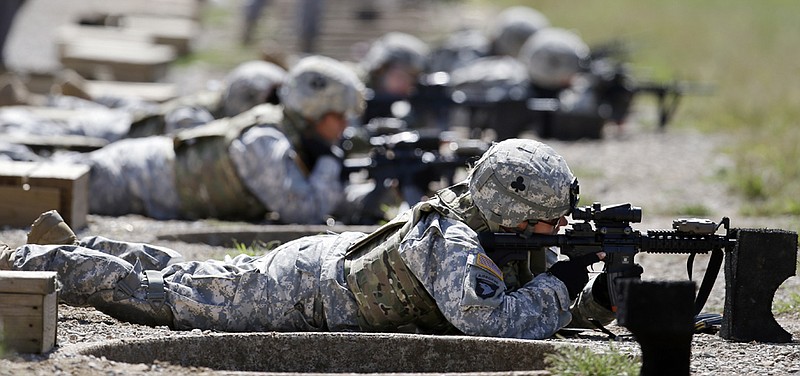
[489,6,550,57]
[360,32,430,80]
[279,55,366,123]
[518,27,590,90]
[469,138,576,230]
[221,60,287,118]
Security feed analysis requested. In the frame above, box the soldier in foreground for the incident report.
[0,138,613,339]
[56,55,364,224]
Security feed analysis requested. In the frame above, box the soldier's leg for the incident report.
[81,136,182,219]
[9,244,175,327]
[160,259,272,331]
[6,243,277,332]
[79,236,185,270]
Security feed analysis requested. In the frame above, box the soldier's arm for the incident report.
[230,126,343,224]
[399,215,573,339]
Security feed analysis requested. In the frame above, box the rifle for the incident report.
[341,129,488,224]
[478,202,736,314]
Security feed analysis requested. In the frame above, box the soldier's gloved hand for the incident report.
[592,264,644,311]
[301,133,344,168]
[548,253,601,300]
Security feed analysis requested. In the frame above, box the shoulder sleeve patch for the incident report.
[469,253,504,282]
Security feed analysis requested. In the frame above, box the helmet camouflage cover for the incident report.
[489,6,550,57]
[518,27,590,90]
[279,55,366,123]
[221,60,287,118]
[469,138,575,229]
[360,32,430,78]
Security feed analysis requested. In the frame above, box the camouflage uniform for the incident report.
[2,198,606,338]
[1,138,614,338]
[59,56,363,224]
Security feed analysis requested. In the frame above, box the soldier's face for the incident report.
[314,112,347,143]
[380,66,416,96]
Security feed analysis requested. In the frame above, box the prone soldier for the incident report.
[1,138,613,338]
[51,55,365,224]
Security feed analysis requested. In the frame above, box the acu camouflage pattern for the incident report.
[469,138,575,228]
[447,56,530,103]
[518,27,590,90]
[4,232,367,332]
[344,204,455,333]
[127,90,223,138]
[397,207,573,338]
[221,60,287,118]
[360,32,430,78]
[77,135,182,219]
[173,104,283,220]
[489,6,550,57]
[279,55,366,123]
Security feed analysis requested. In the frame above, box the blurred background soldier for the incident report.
[358,31,430,127]
[0,60,287,149]
[487,6,550,58]
[446,26,592,141]
[129,59,287,137]
[52,55,365,224]
[1,138,614,338]
[518,27,590,94]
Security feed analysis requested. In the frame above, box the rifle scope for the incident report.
[572,202,642,223]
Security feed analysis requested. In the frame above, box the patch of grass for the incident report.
[231,239,280,257]
[774,292,800,315]
[545,344,641,376]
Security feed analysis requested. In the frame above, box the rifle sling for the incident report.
[693,248,724,315]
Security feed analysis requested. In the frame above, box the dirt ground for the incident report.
[2,0,799,375]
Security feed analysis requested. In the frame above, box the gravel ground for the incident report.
[2,0,800,375]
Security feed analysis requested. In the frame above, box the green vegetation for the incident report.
[482,0,800,217]
[545,345,641,376]
[231,239,280,257]
[774,291,800,315]
[673,204,712,217]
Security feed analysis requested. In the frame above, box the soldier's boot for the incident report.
[27,210,78,245]
[0,242,15,270]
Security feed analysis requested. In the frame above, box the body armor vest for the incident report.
[344,182,486,332]
[172,104,283,220]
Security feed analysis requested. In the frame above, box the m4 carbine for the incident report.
[479,202,736,314]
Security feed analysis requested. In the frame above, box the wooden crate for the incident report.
[59,39,176,82]
[0,161,90,229]
[0,271,58,354]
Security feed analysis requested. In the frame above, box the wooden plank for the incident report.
[85,80,178,103]
[86,0,202,20]
[0,160,91,182]
[2,134,108,152]
[0,271,58,295]
[60,40,175,82]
